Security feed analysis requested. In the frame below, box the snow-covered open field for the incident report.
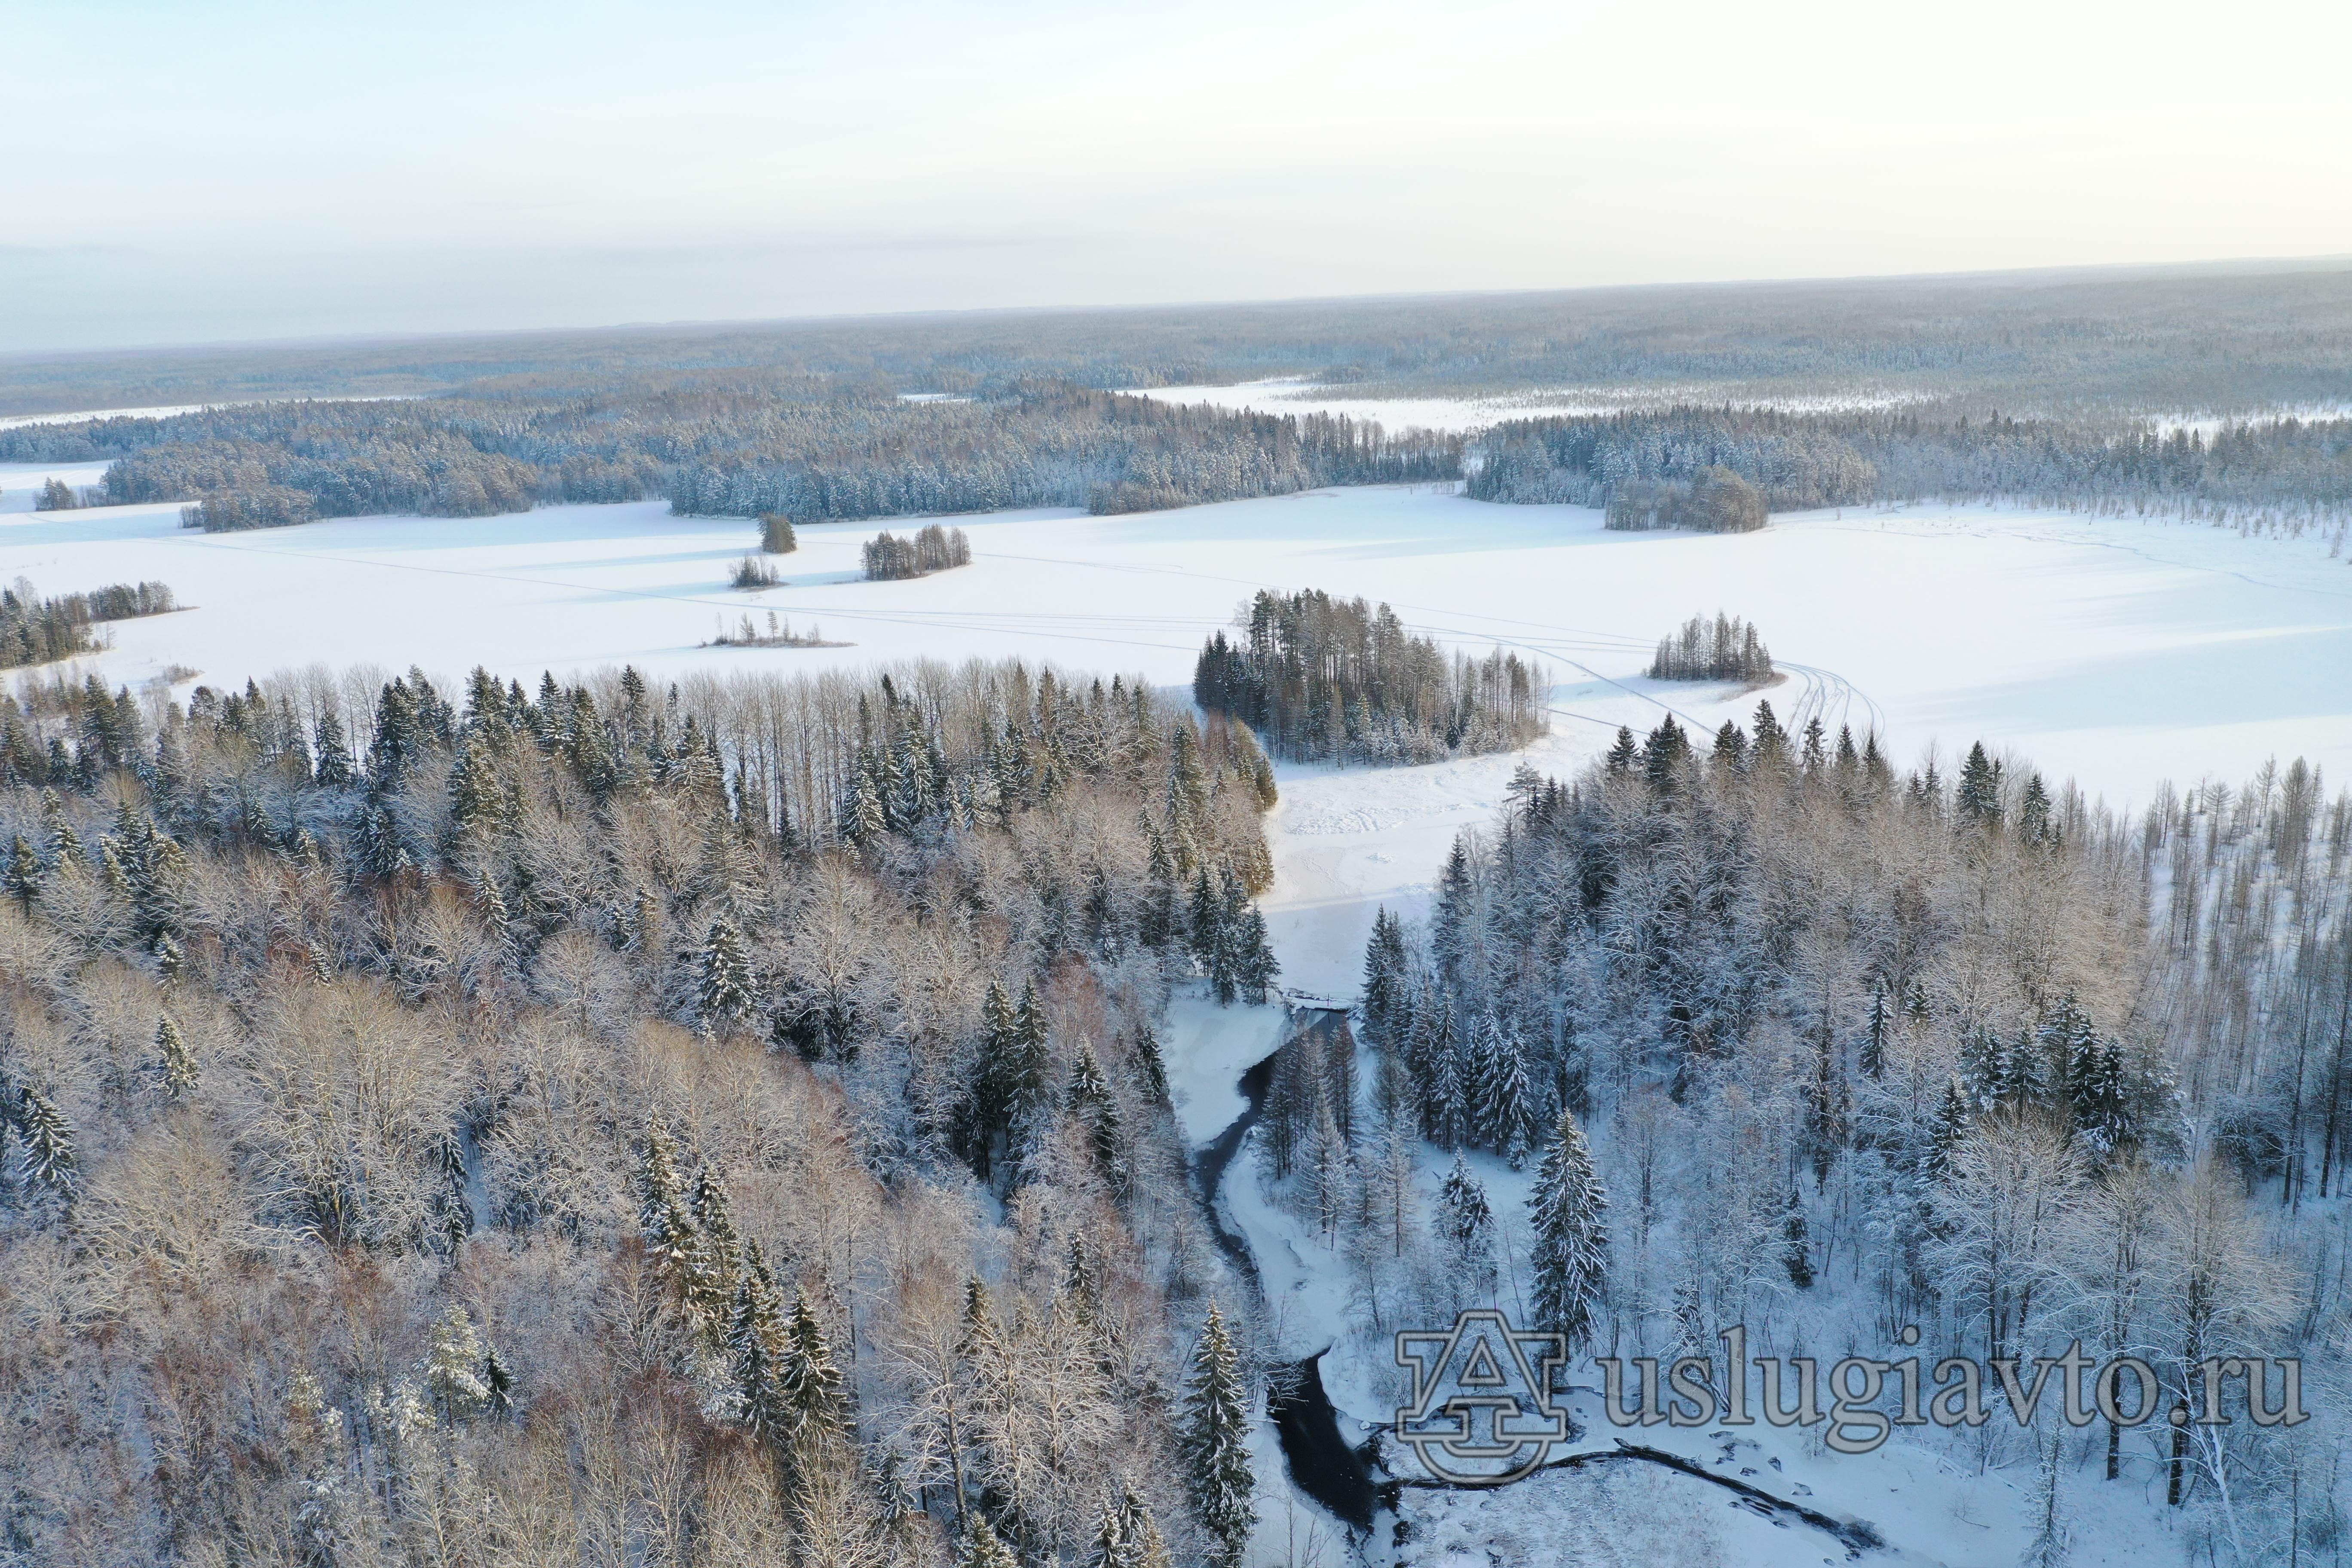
[1129,377,1932,433]
[4,467,2347,1001]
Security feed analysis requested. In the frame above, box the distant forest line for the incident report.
[1,262,2348,536]
[3,261,2349,420]
[1470,407,2352,531]
[4,385,2345,542]
[0,386,1457,527]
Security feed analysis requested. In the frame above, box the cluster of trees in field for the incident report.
[865,525,972,581]
[0,577,175,671]
[1647,612,1773,682]
[1473,406,2352,538]
[1191,590,1547,766]
[1604,468,1769,533]
[32,477,107,511]
[0,385,1459,533]
[0,654,1292,1567]
[181,484,319,531]
[1243,704,2352,1560]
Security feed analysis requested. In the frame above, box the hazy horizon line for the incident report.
[11,249,2351,369]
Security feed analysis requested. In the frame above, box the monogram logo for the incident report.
[1394,1310,1568,1485]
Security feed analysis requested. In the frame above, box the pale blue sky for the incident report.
[5,0,2348,352]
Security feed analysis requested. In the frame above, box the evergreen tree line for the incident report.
[1646,612,1773,682]
[1191,589,1548,766]
[6,383,1460,532]
[864,524,972,581]
[0,577,177,672]
[0,653,1298,1566]
[1470,405,2352,537]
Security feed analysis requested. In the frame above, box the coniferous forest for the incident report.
[0,656,1292,1567]
[16,391,2347,541]
[1471,406,2352,539]
[1191,590,1547,766]
[1302,705,2352,1563]
[2,387,1458,532]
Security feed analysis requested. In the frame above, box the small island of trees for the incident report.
[863,523,971,580]
[1647,612,1774,682]
[1193,588,1547,765]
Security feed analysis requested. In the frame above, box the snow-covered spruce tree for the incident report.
[447,738,504,845]
[1436,1153,1497,1292]
[1228,897,1280,1005]
[1862,978,1892,1078]
[728,1240,793,1473]
[310,711,358,789]
[637,1120,699,1298]
[4,832,40,913]
[1066,1039,1131,1198]
[978,981,1055,1188]
[1112,1480,1171,1568]
[15,1083,77,1199]
[696,916,755,1024]
[155,1012,198,1099]
[684,1166,740,1332]
[284,1369,350,1566]
[1130,1020,1169,1104]
[1303,1100,1354,1239]
[956,1513,1020,1568]
[422,1304,492,1424]
[1471,1013,1537,1167]
[1361,906,1408,1045]
[1084,1492,1130,1568]
[1179,1302,1255,1568]
[1956,740,2003,827]
[1426,1008,1468,1150]
[778,1284,848,1445]
[1526,1108,1608,1353]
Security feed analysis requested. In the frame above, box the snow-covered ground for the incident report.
[2,473,2348,1002]
[1160,994,1288,1144]
[1127,378,1931,433]
[0,395,417,432]
[0,404,236,431]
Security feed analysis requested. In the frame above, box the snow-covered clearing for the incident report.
[0,404,248,431]
[1128,378,1931,433]
[2,476,2348,1004]
[0,395,418,432]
